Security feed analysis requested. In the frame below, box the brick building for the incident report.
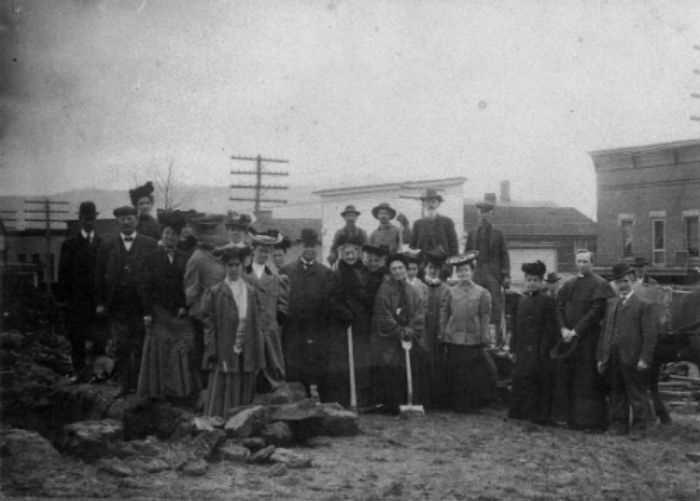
[590,138,700,280]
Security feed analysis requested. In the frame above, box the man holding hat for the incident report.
[630,256,657,287]
[369,203,402,254]
[327,205,368,266]
[280,228,334,398]
[95,206,158,396]
[465,193,511,346]
[597,263,657,438]
[244,229,289,389]
[58,201,106,382]
[129,181,160,241]
[410,188,458,257]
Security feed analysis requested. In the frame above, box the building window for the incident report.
[652,218,665,266]
[620,219,634,258]
[686,216,699,257]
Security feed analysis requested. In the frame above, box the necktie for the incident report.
[124,236,134,242]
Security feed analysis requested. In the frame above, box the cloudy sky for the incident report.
[1,0,698,218]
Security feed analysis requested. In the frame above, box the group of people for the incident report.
[57,182,660,438]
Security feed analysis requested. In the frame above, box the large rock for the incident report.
[224,405,268,437]
[58,419,124,461]
[107,398,194,440]
[249,444,276,464]
[218,441,251,463]
[185,429,226,461]
[259,421,293,446]
[237,436,266,451]
[318,403,359,436]
[270,447,312,469]
[267,399,323,421]
[252,382,307,406]
[181,458,208,476]
[193,415,225,432]
[96,457,134,477]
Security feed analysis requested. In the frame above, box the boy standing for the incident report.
[597,263,657,438]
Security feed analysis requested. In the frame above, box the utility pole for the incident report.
[24,199,69,293]
[230,154,289,216]
[692,45,700,122]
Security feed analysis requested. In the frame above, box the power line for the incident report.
[24,199,69,293]
[230,154,289,216]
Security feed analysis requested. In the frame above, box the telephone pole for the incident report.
[230,154,289,216]
[24,199,69,293]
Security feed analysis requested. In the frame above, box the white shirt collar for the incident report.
[621,290,634,302]
[81,229,94,240]
[121,232,137,241]
[252,262,266,278]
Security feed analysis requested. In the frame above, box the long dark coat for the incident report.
[554,273,614,429]
[411,215,459,256]
[597,294,657,367]
[508,289,558,422]
[140,247,188,316]
[280,260,334,381]
[244,265,289,386]
[58,231,103,316]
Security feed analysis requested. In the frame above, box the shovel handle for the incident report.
[404,342,413,406]
[347,326,357,412]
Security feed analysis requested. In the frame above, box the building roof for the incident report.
[313,177,467,197]
[464,205,597,237]
[589,138,700,158]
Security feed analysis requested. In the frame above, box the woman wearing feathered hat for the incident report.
[129,181,161,241]
[439,251,497,412]
[508,260,558,425]
[138,210,201,400]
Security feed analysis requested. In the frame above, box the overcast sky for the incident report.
[1,0,698,219]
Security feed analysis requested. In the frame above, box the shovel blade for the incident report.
[399,404,425,418]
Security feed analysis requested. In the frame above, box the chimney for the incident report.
[500,180,511,203]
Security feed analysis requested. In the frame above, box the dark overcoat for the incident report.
[597,293,657,366]
[58,231,103,315]
[511,290,558,376]
[280,260,334,377]
[201,280,265,373]
[464,223,510,284]
[411,215,459,256]
[140,247,188,316]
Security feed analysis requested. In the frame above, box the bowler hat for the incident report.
[630,256,651,268]
[225,211,252,229]
[544,272,562,283]
[248,228,283,246]
[297,228,321,246]
[362,243,389,257]
[446,250,479,267]
[476,193,497,211]
[340,205,361,217]
[371,203,397,220]
[611,262,634,280]
[157,210,186,233]
[549,337,579,361]
[419,188,444,203]
[78,201,98,220]
[113,206,137,217]
[129,181,155,206]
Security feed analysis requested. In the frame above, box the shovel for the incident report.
[204,364,220,417]
[347,326,358,413]
[399,339,425,418]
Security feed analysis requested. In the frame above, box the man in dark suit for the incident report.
[464,193,510,346]
[58,201,105,382]
[96,206,158,396]
[410,188,459,257]
[597,263,657,438]
[280,228,334,399]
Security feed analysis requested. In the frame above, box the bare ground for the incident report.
[15,406,700,501]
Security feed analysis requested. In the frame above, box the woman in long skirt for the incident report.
[439,251,497,412]
[201,246,265,417]
[138,211,201,400]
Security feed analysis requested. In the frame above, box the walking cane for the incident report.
[347,326,358,413]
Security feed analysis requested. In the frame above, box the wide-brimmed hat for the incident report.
[419,188,444,203]
[248,228,283,246]
[113,205,137,218]
[213,245,251,263]
[225,211,252,229]
[611,262,634,280]
[371,203,397,220]
[157,210,186,233]
[129,181,154,206]
[273,236,291,251]
[297,228,321,246]
[362,243,389,257]
[544,272,562,283]
[446,250,479,267]
[630,256,651,268]
[549,337,579,361]
[476,193,497,211]
[78,201,98,220]
[340,205,361,217]
[521,260,546,278]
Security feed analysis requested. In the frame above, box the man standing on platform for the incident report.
[411,188,458,257]
[327,205,368,266]
[58,201,105,382]
[369,203,402,255]
[95,206,157,397]
[554,249,614,431]
[464,193,510,346]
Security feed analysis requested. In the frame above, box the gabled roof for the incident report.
[313,177,467,197]
[463,205,596,237]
